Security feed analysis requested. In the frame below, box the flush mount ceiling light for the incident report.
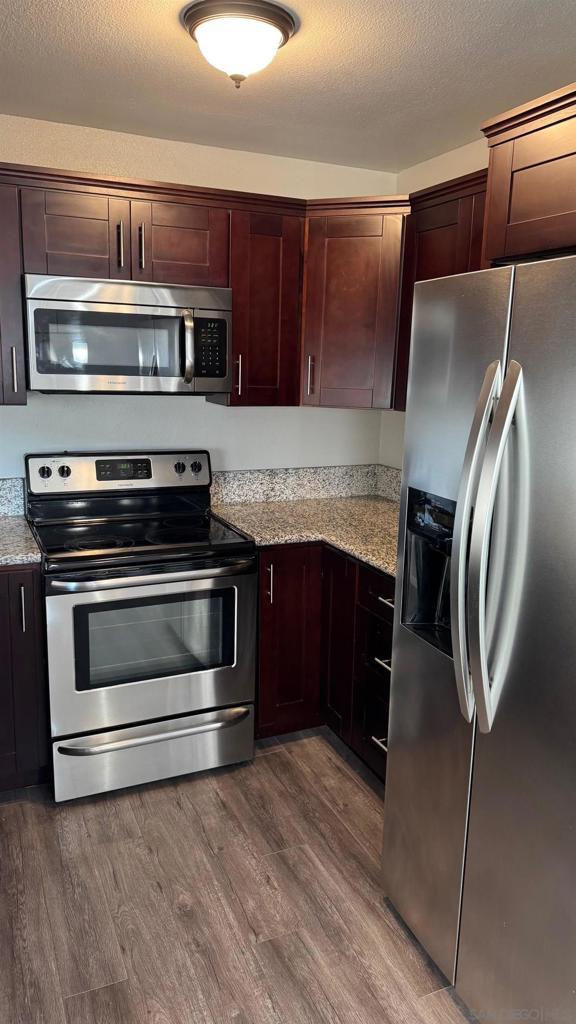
[183,0,297,88]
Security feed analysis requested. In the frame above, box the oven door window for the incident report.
[33,308,182,377]
[73,589,235,690]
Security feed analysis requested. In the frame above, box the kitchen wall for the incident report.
[0,115,488,480]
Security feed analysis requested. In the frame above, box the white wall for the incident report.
[0,394,382,478]
[378,411,405,470]
[396,138,488,195]
[0,114,397,200]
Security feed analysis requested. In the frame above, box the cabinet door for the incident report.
[230,212,302,405]
[8,568,49,777]
[0,574,16,780]
[0,185,26,405]
[258,545,323,737]
[130,200,229,286]
[301,213,404,409]
[350,605,393,781]
[21,188,130,279]
[322,547,357,742]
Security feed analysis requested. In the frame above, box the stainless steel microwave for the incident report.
[25,275,232,395]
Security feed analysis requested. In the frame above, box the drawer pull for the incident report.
[371,736,388,753]
[377,596,395,609]
[374,656,392,673]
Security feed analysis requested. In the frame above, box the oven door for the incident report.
[45,560,256,737]
[26,299,232,394]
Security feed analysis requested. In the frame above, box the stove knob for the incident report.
[58,464,72,478]
[38,465,52,479]
[190,460,203,475]
[174,461,186,475]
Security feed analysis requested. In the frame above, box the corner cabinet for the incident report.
[257,544,323,737]
[300,198,410,409]
[21,188,230,286]
[482,83,576,262]
[394,170,487,410]
[322,547,357,743]
[229,211,303,405]
[0,564,50,790]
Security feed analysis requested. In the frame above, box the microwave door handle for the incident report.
[182,309,195,384]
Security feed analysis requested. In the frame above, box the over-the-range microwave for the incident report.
[25,275,232,395]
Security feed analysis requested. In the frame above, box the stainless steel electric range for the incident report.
[25,450,256,802]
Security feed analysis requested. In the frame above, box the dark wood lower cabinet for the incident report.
[257,544,323,738]
[0,564,50,790]
[257,543,395,782]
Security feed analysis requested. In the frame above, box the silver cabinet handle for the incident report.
[117,221,125,269]
[306,354,314,396]
[267,563,274,604]
[139,223,146,270]
[182,309,195,384]
[237,354,243,397]
[451,359,502,724]
[374,656,392,673]
[20,585,26,633]
[57,706,250,757]
[377,596,395,609]
[371,736,388,753]
[47,556,255,593]
[468,359,526,734]
[10,347,18,394]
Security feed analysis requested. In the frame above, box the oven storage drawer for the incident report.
[52,704,254,801]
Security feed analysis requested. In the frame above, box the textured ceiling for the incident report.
[0,0,575,171]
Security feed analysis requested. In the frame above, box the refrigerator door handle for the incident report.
[450,359,502,722]
[467,359,526,733]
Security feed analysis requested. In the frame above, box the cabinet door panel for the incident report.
[230,211,301,406]
[302,211,405,410]
[258,545,322,737]
[131,200,229,286]
[21,188,130,279]
[9,569,49,775]
[322,548,357,741]
[0,575,16,779]
[350,605,393,781]
[0,185,26,405]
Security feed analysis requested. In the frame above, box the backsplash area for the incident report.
[0,464,401,516]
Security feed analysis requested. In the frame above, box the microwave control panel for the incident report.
[195,318,227,378]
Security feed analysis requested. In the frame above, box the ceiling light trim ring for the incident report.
[183,1,297,49]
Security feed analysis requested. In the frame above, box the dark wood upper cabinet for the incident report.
[0,565,49,790]
[301,199,410,410]
[21,188,131,280]
[257,544,323,738]
[21,188,229,286]
[394,170,487,410]
[0,185,26,405]
[482,83,576,262]
[130,200,229,286]
[322,547,357,743]
[229,211,302,405]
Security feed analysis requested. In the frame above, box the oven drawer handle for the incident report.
[47,557,256,593]
[57,707,251,757]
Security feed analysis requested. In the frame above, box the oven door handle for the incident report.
[56,706,251,756]
[47,556,256,593]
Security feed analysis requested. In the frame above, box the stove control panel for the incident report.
[26,451,211,495]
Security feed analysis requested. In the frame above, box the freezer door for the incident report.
[382,266,514,982]
[457,254,576,1023]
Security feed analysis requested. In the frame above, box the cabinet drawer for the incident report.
[358,564,395,621]
[363,664,390,758]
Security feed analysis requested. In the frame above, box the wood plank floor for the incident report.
[0,729,474,1024]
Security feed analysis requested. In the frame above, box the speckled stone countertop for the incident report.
[214,496,400,577]
[0,517,41,566]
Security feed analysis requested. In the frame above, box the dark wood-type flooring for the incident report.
[0,729,473,1023]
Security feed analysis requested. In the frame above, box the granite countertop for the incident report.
[0,516,41,566]
[214,495,400,577]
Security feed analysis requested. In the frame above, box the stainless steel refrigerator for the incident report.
[382,254,576,1024]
